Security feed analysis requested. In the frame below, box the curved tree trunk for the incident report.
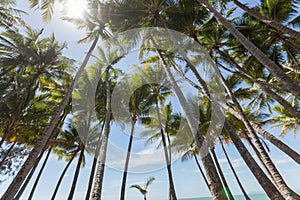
[14,148,45,200]
[86,156,98,200]
[120,118,137,200]
[14,112,66,200]
[211,147,234,200]
[154,47,224,199]
[51,149,79,200]
[214,63,299,199]
[216,48,300,120]
[197,0,300,100]
[90,68,112,200]
[173,53,284,199]
[27,147,52,200]
[243,133,275,183]
[85,123,105,200]
[233,0,300,41]
[0,37,99,200]
[0,142,16,168]
[67,146,85,200]
[193,153,210,190]
[155,99,177,200]
[219,139,251,200]
[223,120,284,199]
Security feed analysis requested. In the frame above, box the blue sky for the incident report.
[1,0,300,199]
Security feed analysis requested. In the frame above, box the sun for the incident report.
[64,0,88,18]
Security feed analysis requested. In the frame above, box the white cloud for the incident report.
[105,142,181,173]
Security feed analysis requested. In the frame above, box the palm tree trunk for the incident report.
[172,53,284,199]
[233,0,300,41]
[0,141,16,168]
[216,48,300,120]
[86,156,98,200]
[155,99,177,200]
[90,68,111,200]
[27,147,52,200]
[193,153,210,190]
[252,123,300,165]
[67,146,85,200]
[219,139,250,200]
[243,133,275,182]
[28,113,67,200]
[197,0,300,100]
[14,148,45,200]
[51,149,79,200]
[0,36,99,200]
[120,118,137,200]
[154,47,224,199]
[85,123,105,200]
[223,120,284,199]
[211,147,234,200]
[214,62,300,199]
[15,112,66,200]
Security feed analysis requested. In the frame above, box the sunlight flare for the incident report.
[64,0,88,18]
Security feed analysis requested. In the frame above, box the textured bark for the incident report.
[120,118,136,200]
[14,149,45,200]
[244,133,276,183]
[214,64,299,199]
[90,70,111,200]
[197,0,300,100]
[233,0,300,41]
[86,156,98,200]
[223,120,284,199]
[252,123,300,165]
[193,154,210,189]
[155,48,224,199]
[68,146,85,200]
[220,139,250,200]
[85,124,104,200]
[177,54,284,199]
[1,37,99,200]
[216,48,300,120]
[27,147,52,200]
[211,147,234,200]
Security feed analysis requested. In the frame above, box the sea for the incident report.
[180,193,268,200]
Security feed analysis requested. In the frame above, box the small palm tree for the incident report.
[130,177,155,200]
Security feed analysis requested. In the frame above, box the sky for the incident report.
[1,0,300,199]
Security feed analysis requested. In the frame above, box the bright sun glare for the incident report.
[65,0,88,18]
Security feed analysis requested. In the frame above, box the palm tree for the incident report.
[130,177,155,200]
[219,138,251,200]
[90,67,112,200]
[27,147,52,200]
[232,0,300,41]
[157,40,284,199]
[131,64,177,200]
[0,0,25,29]
[196,0,300,100]
[0,2,109,198]
[118,76,154,200]
[271,102,300,137]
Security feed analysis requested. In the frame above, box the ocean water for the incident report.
[180,193,269,200]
